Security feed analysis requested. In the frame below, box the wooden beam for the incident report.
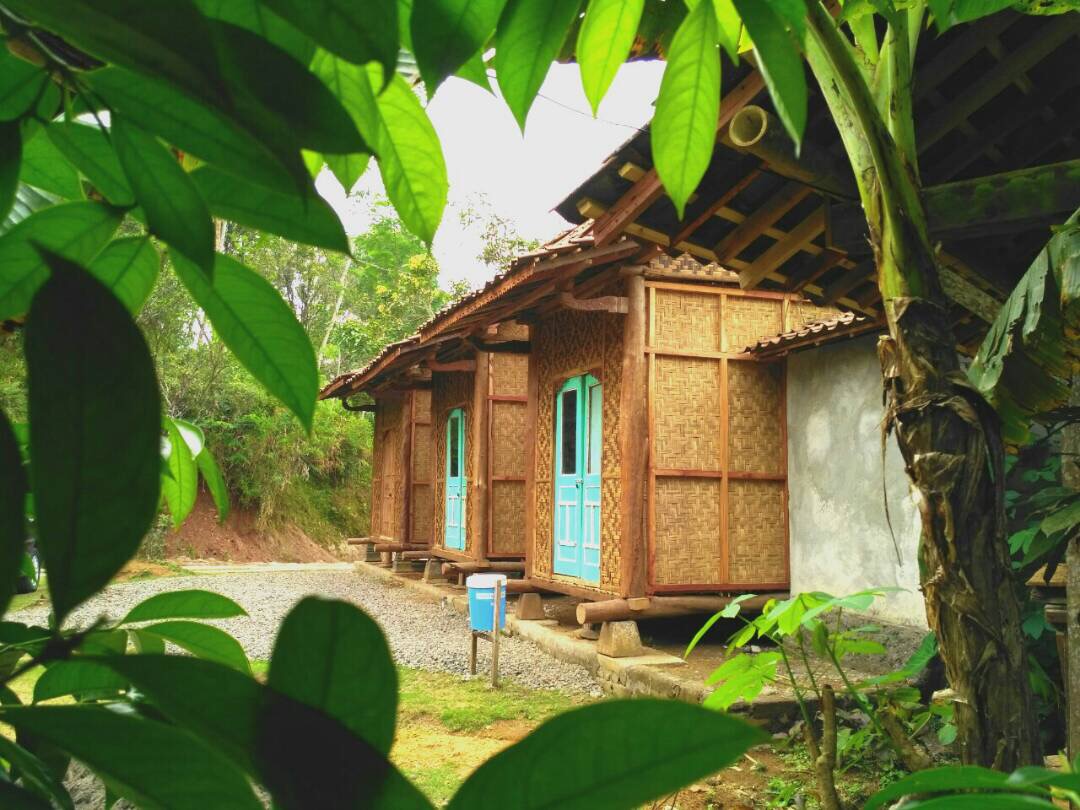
[919,18,1079,151]
[466,336,531,354]
[426,356,475,372]
[740,206,827,289]
[575,593,782,624]
[522,340,540,583]
[558,290,629,314]
[715,183,814,261]
[588,73,765,247]
[724,106,855,198]
[789,249,846,294]
[471,351,490,564]
[670,168,762,248]
[822,263,875,306]
[618,273,648,598]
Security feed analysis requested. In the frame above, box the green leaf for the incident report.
[577,0,645,116]
[0,50,49,121]
[0,410,27,616]
[652,0,721,219]
[411,0,510,93]
[261,0,399,81]
[891,794,1055,809]
[194,0,315,64]
[196,444,230,522]
[456,50,493,91]
[709,0,743,61]
[98,654,434,809]
[19,128,83,201]
[968,209,1079,446]
[85,67,299,194]
[0,705,261,809]
[190,166,350,253]
[325,152,372,193]
[45,122,133,207]
[33,660,128,703]
[141,620,250,674]
[1041,496,1080,535]
[269,598,397,755]
[25,251,160,625]
[209,21,367,156]
[448,700,766,809]
[865,766,1039,810]
[171,252,318,430]
[495,0,583,130]
[0,782,52,810]
[129,629,166,655]
[112,114,215,274]
[161,418,198,529]
[0,734,73,810]
[87,237,160,314]
[312,54,448,244]
[732,0,808,145]
[0,122,19,221]
[3,0,225,110]
[121,590,246,624]
[172,418,205,457]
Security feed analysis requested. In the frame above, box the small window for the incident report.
[587,383,602,475]
[448,413,460,476]
[560,388,577,475]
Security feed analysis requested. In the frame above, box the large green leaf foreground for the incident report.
[969,207,1080,446]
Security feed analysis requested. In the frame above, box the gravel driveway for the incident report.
[11,568,602,695]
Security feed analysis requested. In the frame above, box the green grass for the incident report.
[7,575,49,613]
[397,667,585,733]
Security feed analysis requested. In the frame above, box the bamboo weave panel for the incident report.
[532,309,622,590]
[412,423,432,481]
[491,480,525,554]
[411,483,433,543]
[786,301,843,332]
[496,321,528,341]
[413,389,432,415]
[652,290,721,352]
[727,480,787,584]
[492,352,528,396]
[653,356,723,471]
[491,401,526,478]
[653,477,722,585]
[723,297,782,352]
[431,371,475,554]
[727,362,784,475]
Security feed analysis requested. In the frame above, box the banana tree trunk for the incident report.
[877,282,1041,769]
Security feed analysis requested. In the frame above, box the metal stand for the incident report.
[468,578,503,687]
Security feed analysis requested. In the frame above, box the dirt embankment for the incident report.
[165,491,343,563]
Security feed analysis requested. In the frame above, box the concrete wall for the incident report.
[786,335,927,627]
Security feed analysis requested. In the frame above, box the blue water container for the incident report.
[467,573,508,633]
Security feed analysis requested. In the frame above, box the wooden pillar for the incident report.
[401,391,414,545]
[618,271,648,598]
[523,338,540,581]
[471,353,490,563]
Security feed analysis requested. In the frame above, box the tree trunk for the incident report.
[877,282,1041,770]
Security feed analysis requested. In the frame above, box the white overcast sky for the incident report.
[315,61,664,290]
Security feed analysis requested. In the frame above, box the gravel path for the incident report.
[11,568,602,695]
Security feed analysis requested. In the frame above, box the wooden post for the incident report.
[492,578,502,688]
[618,271,648,598]
[523,335,540,582]
[402,390,414,545]
[472,352,490,563]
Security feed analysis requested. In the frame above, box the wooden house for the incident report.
[320,323,530,571]
[322,11,1077,627]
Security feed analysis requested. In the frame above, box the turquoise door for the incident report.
[445,408,466,550]
[553,374,602,582]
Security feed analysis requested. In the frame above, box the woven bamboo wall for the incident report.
[410,389,433,545]
[431,370,475,555]
[648,283,807,590]
[488,325,528,557]
[533,308,623,594]
[370,395,405,541]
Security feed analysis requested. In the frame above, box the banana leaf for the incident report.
[968,206,1080,447]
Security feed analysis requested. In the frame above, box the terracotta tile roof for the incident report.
[746,311,885,357]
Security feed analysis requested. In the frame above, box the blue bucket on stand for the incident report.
[467,574,507,633]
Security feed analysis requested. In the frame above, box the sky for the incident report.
[315,61,664,290]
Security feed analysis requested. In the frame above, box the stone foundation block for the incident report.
[515,592,546,620]
[422,558,442,582]
[597,621,643,658]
